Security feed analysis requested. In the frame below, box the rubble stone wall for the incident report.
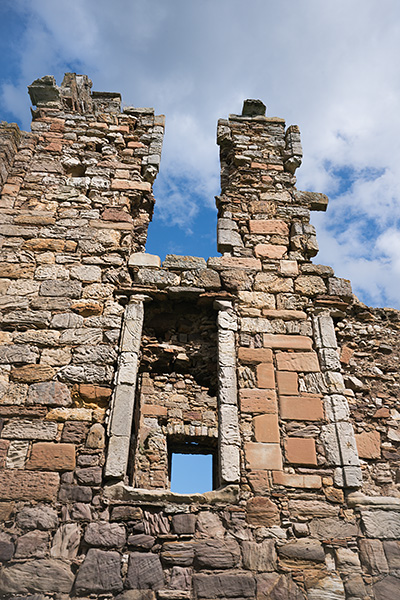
[0,77,399,600]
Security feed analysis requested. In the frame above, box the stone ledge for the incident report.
[104,483,240,505]
[347,492,400,511]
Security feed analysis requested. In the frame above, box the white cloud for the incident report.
[2,0,400,306]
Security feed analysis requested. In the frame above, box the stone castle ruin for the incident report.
[0,73,399,599]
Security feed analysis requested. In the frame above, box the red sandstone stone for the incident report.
[263,334,313,350]
[253,414,280,443]
[142,405,168,416]
[0,439,9,468]
[254,244,286,259]
[248,471,270,494]
[355,430,381,459]
[340,345,354,365]
[238,347,273,364]
[285,438,317,465]
[272,471,322,489]
[239,389,277,414]
[256,363,275,389]
[76,384,112,403]
[276,371,298,395]
[0,470,59,501]
[279,396,324,421]
[10,365,56,383]
[244,442,282,470]
[70,300,103,316]
[111,179,151,191]
[246,497,280,526]
[249,220,289,235]
[276,351,320,372]
[26,442,76,471]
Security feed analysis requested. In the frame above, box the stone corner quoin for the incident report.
[0,74,398,600]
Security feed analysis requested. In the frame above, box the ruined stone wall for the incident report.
[0,77,399,600]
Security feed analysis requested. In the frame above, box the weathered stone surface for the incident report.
[40,279,82,297]
[0,470,59,501]
[355,430,381,459]
[86,422,106,448]
[161,542,195,566]
[276,351,320,372]
[51,523,81,558]
[278,539,325,563]
[58,484,92,503]
[111,505,143,521]
[85,521,126,547]
[245,442,283,470]
[194,539,240,569]
[1,418,58,440]
[193,573,256,598]
[61,420,89,443]
[0,533,14,561]
[15,530,49,558]
[374,575,400,600]
[306,574,345,600]
[172,513,196,534]
[26,381,72,406]
[126,552,164,590]
[246,497,280,526]
[128,534,155,549]
[360,510,400,539]
[17,504,58,530]
[0,558,74,594]
[74,548,123,594]
[10,364,55,383]
[383,540,400,571]
[26,442,76,471]
[5,439,29,468]
[163,255,207,270]
[288,500,339,518]
[309,518,358,540]
[196,511,225,539]
[256,572,305,600]
[242,540,277,572]
[75,466,102,485]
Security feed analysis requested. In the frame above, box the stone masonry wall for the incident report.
[0,79,399,600]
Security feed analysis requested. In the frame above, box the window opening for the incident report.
[169,441,216,494]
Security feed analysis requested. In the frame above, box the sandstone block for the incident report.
[254,273,293,293]
[172,513,196,534]
[126,552,164,590]
[279,396,324,420]
[256,573,304,600]
[309,517,358,540]
[355,430,381,459]
[163,255,207,270]
[295,275,326,296]
[374,576,400,600]
[285,437,317,465]
[246,497,280,526]
[40,279,82,297]
[208,256,262,271]
[0,558,74,594]
[76,466,102,485]
[276,371,298,395]
[51,523,81,558]
[288,499,339,518]
[26,442,76,471]
[61,421,89,443]
[263,334,312,350]
[86,423,106,448]
[58,484,92,503]
[238,347,273,364]
[196,511,225,539]
[239,389,277,414]
[74,548,123,595]
[249,219,289,235]
[27,381,71,406]
[193,573,256,598]
[0,534,14,561]
[161,542,195,566]
[10,364,56,383]
[276,351,320,372]
[85,521,126,547]
[272,471,321,489]
[256,362,275,388]
[5,440,29,468]
[15,530,49,558]
[254,244,286,259]
[361,510,400,539]
[253,414,280,443]
[194,539,240,569]
[242,540,277,572]
[17,504,58,530]
[1,418,58,440]
[278,539,325,563]
[245,442,282,471]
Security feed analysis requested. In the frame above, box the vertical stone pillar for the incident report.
[105,296,146,479]
[215,300,240,484]
[314,313,362,488]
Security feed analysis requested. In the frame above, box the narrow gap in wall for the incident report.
[170,444,215,494]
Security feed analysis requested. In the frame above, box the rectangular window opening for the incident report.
[169,441,217,494]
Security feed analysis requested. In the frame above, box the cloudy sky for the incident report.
[1,0,400,308]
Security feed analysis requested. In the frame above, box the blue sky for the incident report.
[2,0,400,308]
